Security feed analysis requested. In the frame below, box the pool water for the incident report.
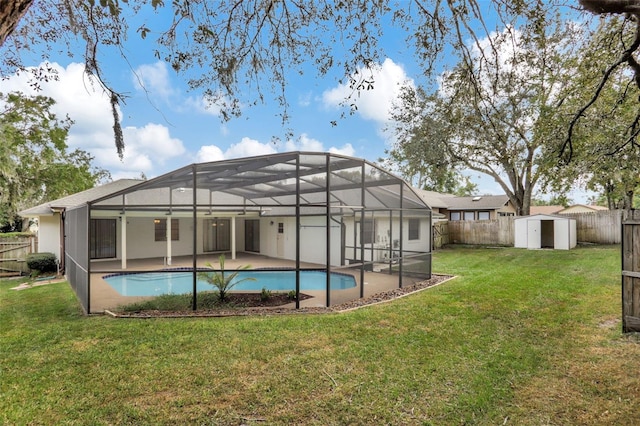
[103,269,357,296]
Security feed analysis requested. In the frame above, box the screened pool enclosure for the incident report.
[65,152,432,313]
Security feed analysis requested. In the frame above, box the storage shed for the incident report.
[514,214,576,250]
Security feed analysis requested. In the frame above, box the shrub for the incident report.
[26,252,58,274]
[260,287,272,301]
[197,255,256,302]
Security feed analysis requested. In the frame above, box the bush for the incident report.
[260,287,272,301]
[26,252,58,274]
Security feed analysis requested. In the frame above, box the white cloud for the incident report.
[196,134,355,164]
[298,91,312,107]
[328,143,355,157]
[132,61,176,101]
[133,61,236,119]
[2,61,187,176]
[196,145,225,163]
[322,58,414,124]
[196,137,277,163]
[225,137,278,158]
[284,134,324,152]
[285,134,356,157]
[124,124,185,160]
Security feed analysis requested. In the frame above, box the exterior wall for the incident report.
[124,216,195,260]
[259,216,342,266]
[89,215,249,262]
[497,203,517,216]
[441,209,499,221]
[37,214,62,261]
[343,215,431,262]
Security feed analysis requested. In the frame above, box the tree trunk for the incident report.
[0,0,34,46]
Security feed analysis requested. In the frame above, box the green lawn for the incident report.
[2,245,639,425]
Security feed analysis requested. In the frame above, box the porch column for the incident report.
[166,217,172,265]
[231,216,237,260]
[120,215,127,269]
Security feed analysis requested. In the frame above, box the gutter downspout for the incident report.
[52,207,66,274]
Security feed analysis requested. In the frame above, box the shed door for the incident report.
[527,219,541,249]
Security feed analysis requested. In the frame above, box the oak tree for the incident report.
[0,92,110,230]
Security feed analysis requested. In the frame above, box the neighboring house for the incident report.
[413,190,516,220]
[530,205,565,215]
[413,189,451,221]
[558,204,609,214]
[19,179,143,269]
[438,194,516,221]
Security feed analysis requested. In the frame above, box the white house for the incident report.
[20,152,433,313]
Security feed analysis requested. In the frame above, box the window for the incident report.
[477,211,490,220]
[358,218,376,244]
[463,211,475,221]
[450,212,461,221]
[154,218,179,242]
[408,218,420,240]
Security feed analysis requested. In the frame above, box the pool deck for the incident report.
[88,253,425,313]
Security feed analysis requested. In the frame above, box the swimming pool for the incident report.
[102,269,357,296]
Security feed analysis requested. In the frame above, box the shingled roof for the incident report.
[19,179,143,217]
[440,195,510,211]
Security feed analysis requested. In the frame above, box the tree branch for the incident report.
[562,16,640,163]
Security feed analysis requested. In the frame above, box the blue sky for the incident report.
[3,4,593,203]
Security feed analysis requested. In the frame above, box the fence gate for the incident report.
[0,235,35,275]
[622,210,640,332]
[432,221,449,249]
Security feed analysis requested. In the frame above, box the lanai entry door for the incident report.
[245,219,260,253]
[203,218,231,252]
[276,222,285,257]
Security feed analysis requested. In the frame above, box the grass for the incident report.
[1,245,639,425]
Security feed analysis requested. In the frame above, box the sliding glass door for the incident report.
[203,218,231,252]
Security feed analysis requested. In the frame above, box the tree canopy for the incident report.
[1,0,575,155]
[388,6,582,215]
[0,91,110,231]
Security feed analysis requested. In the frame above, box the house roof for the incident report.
[558,204,609,213]
[530,205,564,215]
[19,179,143,217]
[413,189,455,209]
[442,195,510,211]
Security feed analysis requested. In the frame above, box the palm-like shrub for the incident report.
[197,255,256,302]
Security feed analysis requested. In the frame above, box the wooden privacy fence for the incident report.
[0,234,36,275]
[432,210,623,248]
[622,210,640,332]
[446,217,514,246]
[561,210,623,245]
